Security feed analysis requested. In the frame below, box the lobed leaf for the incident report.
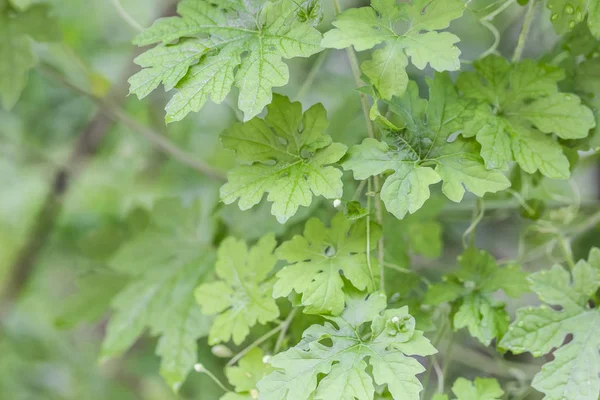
[129,0,322,121]
[196,234,280,345]
[220,94,347,223]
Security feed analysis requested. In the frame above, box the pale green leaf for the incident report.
[322,0,464,99]
[361,44,408,101]
[451,377,504,400]
[458,55,594,178]
[131,0,322,121]
[257,291,436,400]
[128,39,207,99]
[220,348,271,400]
[274,213,380,315]
[196,234,280,345]
[101,198,215,392]
[546,0,592,36]
[499,248,600,400]
[220,94,347,223]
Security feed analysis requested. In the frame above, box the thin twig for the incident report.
[477,0,517,59]
[110,0,145,32]
[193,363,230,392]
[226,325,282,367]
[273,308,298,354]
[557,235,575,268]
[432,357,445,394]
[366,179,376,287]
[40,64,226,181]
[461,198,485,248]
[296,50,329,100]
[512,0,537,62]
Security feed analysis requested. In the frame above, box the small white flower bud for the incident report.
[211,344,234,358]
[194,363,205,372]
[333,199,342,208]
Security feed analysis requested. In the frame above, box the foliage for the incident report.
[546,0,600,37]
[499,248,600,400]
[458,55,594,178]
[257,290,436,399]
[322,0,464,99]
[221,348,271,400]
[221,94,346,223]
[129,0,322,122]
[3,0,600,400]
[196,234,280,345]
[274,213,380,315]
[102,198,216,392]
[425,248,528,346]
[434,377,504,400]
[344,73,510,219]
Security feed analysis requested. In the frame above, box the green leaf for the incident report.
[257,291,436,400]
[130,0,322,121]
[274,213,380,315]
[221,348,271,400]
[458,55,595,178]
[220,94,347,223]
[344,73,510,219]
[451,377,504,400]
[196,234,280,345]
[322,0,464,99]
[101,198,215,392]
[499,247,600,400]
[425,248,527,346]
[546,0,600,37]
[0,5,59,109]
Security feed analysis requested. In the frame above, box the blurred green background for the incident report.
[0,0,598,399]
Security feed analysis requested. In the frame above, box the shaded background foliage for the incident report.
[0,0,599,399]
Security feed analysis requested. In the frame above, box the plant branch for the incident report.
[332,0,385,290]
[274,308,298,354]
[557,235,575,268]
[462,198,485,248]
[512,0,537,62]
[40,64,226,181]
[477,0,516,59]
[193,363,230,392]
[296,50,329,100]
[226,325,282,367]
[110,0,145,32]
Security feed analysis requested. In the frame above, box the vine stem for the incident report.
[110,0,145,32]
[226,325,283,367]
[478,0,517,59]
[296,50,329,100]
[273,308,298,354]
[332,0,385,290]
[193,363,230,392]
[512,0,537,62]
[461,198,485,248]
[557,235,575,268]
